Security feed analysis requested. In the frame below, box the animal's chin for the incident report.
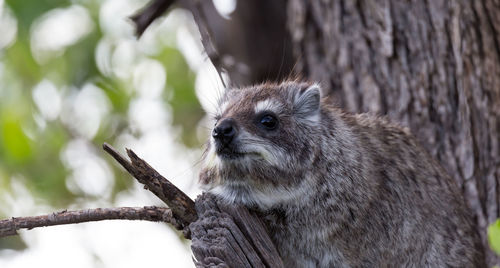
[216,148,260,161]
[210,183,258,206]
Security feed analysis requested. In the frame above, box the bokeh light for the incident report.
[0,0,227,267]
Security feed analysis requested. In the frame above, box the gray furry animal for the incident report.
[199,81,485,267]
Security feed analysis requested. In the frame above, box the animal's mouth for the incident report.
[216,147,260,160]
[216,146,244,159]
[218,150,244,159]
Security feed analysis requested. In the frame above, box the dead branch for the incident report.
[186,0,227,88]
[0,144,196,239]
[0,206,175,238]
[102,143,197,232]
[130,0,176,37]
[130,0,227,87]
[0,142,283,266]
[102,143,283,265]
[190,193,285,268]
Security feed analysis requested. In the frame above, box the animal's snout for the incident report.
[212,118,237,146]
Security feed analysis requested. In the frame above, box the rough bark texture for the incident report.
[286,0,500,265]
[190,193,284,268]
[103,143,197,230]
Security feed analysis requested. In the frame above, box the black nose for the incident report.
[212,119,236,145]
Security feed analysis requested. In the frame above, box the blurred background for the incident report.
[0,0,233,267]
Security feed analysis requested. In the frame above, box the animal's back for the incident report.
[200,81,485,267]
[263,110,484,267]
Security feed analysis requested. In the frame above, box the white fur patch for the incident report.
[210,177,314,209]
[210,181,253,204]
[203,145,221,169]
[252,182,313,209]
[254,99,283,114]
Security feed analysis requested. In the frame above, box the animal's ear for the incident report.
[294,84,321,121]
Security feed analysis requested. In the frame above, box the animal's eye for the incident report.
[259,114,278,130]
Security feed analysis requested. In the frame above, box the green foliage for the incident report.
[0,0,201,219]
[157,47,204,148]
[4,38,41,84]
[5,0,71,34]
[0,0,203,259]
[0,112,33,164]
[488,219,500,255]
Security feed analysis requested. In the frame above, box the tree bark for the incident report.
[286,0,500,265]
[190,193,284,268]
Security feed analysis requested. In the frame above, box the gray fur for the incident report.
[293,84,321,120]
[200,81,485,267]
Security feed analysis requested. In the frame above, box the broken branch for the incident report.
[130,0,227,87]
[102,143,197,232]
[130,0,176,37]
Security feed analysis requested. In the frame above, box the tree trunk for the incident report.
[156,0,500,265]
[286,0,500,265]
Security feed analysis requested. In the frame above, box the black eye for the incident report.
[259,114,278,130]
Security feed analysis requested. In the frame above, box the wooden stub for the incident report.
[102,143,197,231]
[190,193,284,268]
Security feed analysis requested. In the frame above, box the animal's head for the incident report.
[199,81,324,208]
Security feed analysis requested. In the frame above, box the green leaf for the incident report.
[488,219,500,255]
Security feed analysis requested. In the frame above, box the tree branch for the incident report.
[101,143,285,266]
[186,0,227,88]
[130,0,176,37]
[0,206,175,238]
[102,143,197,235]
[130,0,227,87]
[1,142,284,266]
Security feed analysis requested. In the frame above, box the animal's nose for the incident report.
[212,119,236,145]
